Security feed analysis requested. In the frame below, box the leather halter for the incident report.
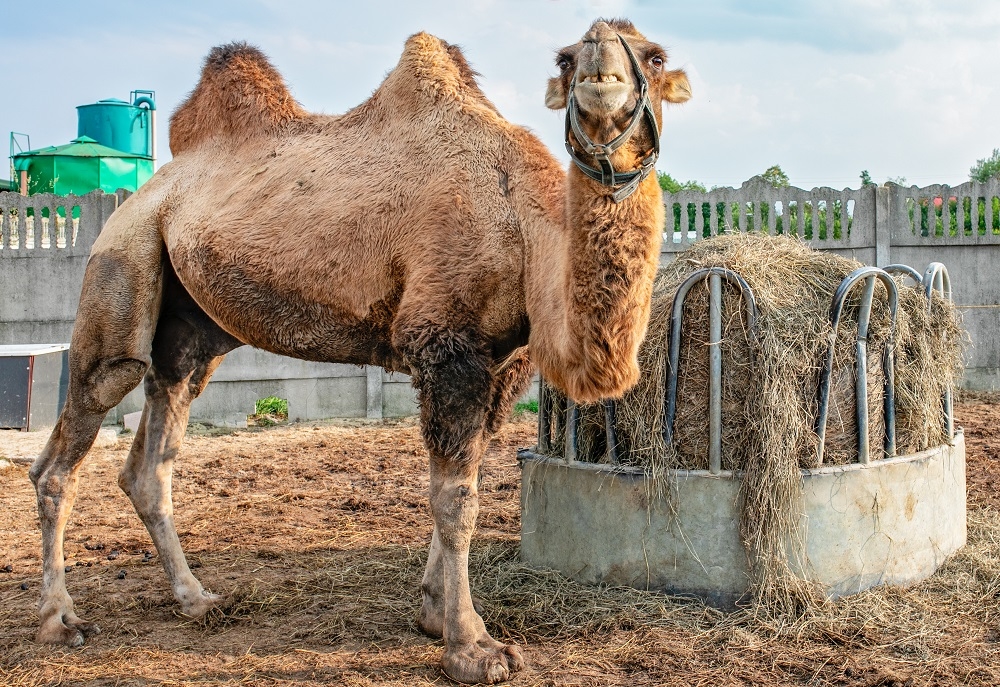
[564,34,660,203]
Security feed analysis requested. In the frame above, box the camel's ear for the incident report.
[662,69,692,104]
[545,76,567,110]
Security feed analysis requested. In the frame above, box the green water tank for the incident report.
[76,92,155,159]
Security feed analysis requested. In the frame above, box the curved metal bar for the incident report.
[708,273,723,474]
[883,263,923,284]
[663,267,759,475]
[815,267,899,465]
[923,262,953,305]
[537,378,551,455]
[922,261,954,439]
[604,400,620,464]
[565,399,579,464]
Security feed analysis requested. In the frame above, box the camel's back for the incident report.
[139,34,562,364]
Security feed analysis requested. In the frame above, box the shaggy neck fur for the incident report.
[520,146,664,404]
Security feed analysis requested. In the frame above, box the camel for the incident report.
[28,19,690,684]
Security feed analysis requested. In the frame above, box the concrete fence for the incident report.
[1,178,997,426]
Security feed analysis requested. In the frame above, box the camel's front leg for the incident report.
[402,319,526,683]
[418,524,487,639]
[419,351,533,640]
[429,455,524,684]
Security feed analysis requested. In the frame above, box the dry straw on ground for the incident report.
[545,233,964,615]
[1,406,997,685]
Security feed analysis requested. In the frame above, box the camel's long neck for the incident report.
[524,167,664,403]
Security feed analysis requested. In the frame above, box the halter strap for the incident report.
[564,34,660,203]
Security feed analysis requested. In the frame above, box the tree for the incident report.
[860,170,875,186]
[761,164,789,188]
[657,172,707,194]
[970,148,1000,182]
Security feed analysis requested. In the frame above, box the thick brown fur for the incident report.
[169,42,307,155]
[29,22,689,685]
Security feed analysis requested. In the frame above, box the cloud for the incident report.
[633,0,1000,55]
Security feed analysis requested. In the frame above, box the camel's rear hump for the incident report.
[169,42,306,155]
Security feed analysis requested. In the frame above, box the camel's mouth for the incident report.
[573,74,633,115]
[578,73,625,84]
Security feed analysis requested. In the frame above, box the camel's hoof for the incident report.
[418,596,486,639]
[442,641,525,684]
[180,590,224,619]
[36,616,101,647]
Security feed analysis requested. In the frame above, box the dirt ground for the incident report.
[1,399,999,686]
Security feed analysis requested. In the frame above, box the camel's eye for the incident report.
[649,54,664,70]
[557,56,572,73]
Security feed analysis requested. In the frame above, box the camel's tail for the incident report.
[169,42,306,155]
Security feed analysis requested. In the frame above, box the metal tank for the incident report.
[76,90,156,161]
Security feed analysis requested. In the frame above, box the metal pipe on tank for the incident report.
[132,95,156,164]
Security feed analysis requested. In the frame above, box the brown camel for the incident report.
[29,19,689,684]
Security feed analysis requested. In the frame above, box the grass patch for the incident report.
[250,396,288,427]
[514,400,538,414]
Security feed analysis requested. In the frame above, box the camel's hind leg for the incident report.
[30,250,163,646]
[118,273,242,618]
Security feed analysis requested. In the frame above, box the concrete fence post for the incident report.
[366,365,383,419]
[874,184,891,267]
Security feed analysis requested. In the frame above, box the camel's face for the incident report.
[545,19,690,138]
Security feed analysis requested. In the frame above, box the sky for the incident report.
[3,0,999,190]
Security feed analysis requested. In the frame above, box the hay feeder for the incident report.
[519,258,966,608]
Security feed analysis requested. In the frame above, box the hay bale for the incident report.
[542,233,964,613]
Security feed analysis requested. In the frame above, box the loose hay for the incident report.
[1,407,997,685]
[544,234,964,615]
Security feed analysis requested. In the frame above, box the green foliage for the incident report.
[255,396,288,418]
[668,198,848,240]
[761,164,789,188]
[658,172,707,194]
[515,400,539,414]
[970,148,1000,182]
[907,196,1000,237]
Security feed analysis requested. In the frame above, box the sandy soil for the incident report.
[0,401,998,686]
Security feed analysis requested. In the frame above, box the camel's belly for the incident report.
[165,234,405,369]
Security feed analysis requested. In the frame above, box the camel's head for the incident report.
[545,19,691,201]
